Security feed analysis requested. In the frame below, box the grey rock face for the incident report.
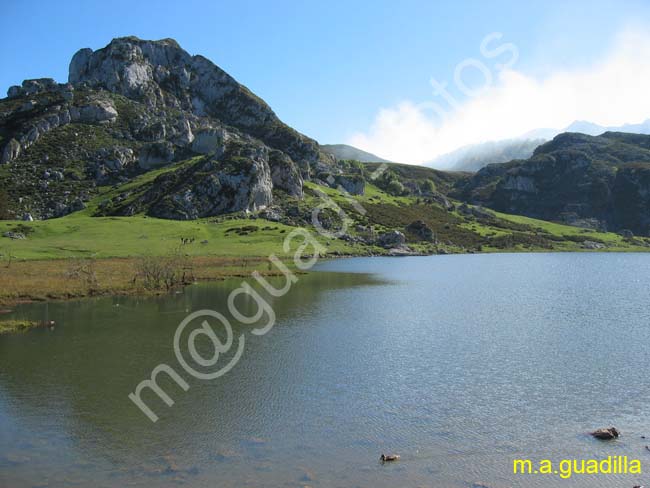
[428,191,454,210]
[455,132,650,235]
[259,206,282,222]
[0,96,119,165]
[1,36,344,221]
[191,128,228,156]
[68,48,93,84]
[133,141,274,220]
[1,139,21,164]
[73,99,118,123]
[501,175,537,193]
[268,150,303,197]
[138,142,176,169]
[334,174,365,195]
[377,230,406,248]
[51,198,87,218]
[95,146,137,176]
[7,78,59,98]
[67,36,329,174]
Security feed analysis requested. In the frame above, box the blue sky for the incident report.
[2,0,650,162]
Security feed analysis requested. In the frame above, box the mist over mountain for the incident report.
[425,139,546,172]
[321,144,391,163]
[427,118,650,172]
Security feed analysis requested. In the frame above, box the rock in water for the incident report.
[591,427,620,440]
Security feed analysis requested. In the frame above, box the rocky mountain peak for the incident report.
[0,36,339,220]
[67,36,331,174]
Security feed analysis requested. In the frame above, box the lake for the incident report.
[1,253,650,487]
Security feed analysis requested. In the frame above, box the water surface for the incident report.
[1,254,650,487]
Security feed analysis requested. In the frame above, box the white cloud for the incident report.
[348,27,650,164]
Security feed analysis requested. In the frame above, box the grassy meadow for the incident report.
[1,178,648,309]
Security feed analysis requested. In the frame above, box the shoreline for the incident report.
[2,248,650,310]
[0,255,304,309]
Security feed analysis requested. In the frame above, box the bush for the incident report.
[66,259,99,293]
[134,248,193,291]
[0,189,10,219]
[386,179,405,196]
[420,179,436,194]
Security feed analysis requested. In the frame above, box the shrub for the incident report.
[134,248,193,291]
[66,259,99,293]
[0,189,10,219]
[386,179,405,196]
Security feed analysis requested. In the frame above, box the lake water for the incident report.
[1,253,650,487]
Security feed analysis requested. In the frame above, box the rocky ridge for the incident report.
[454,132,650,236]
[0,36,335,219]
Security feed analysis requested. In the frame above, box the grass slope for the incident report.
[2,178,648,262]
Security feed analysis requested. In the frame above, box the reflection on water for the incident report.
[1,254,650,487]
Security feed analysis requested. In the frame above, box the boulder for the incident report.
[377,230,406,249]
[268,150,303,197]
[7,78,59,98]
[191,129,227,156]
[69,198,86,212]
[582,240,606,250]
[386,246,416,256]
[428,191,454,210]
[101,146,136,171]
[591,427,619,440]
[406,220,435,241]
[73,99,118,123]
[459,203,493,220]
[259,207,282,222]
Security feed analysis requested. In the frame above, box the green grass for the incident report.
[304,181,411,206]
[491,211,640,250]
[2,174,648,263]
[0,214,358,261]
[307,179,650,252]
[82,156,206,215]
[0,319,40,335]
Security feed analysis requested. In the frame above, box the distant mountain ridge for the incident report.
[321,144,391,163]
[453,131,650,236]
[427,119,650,172]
